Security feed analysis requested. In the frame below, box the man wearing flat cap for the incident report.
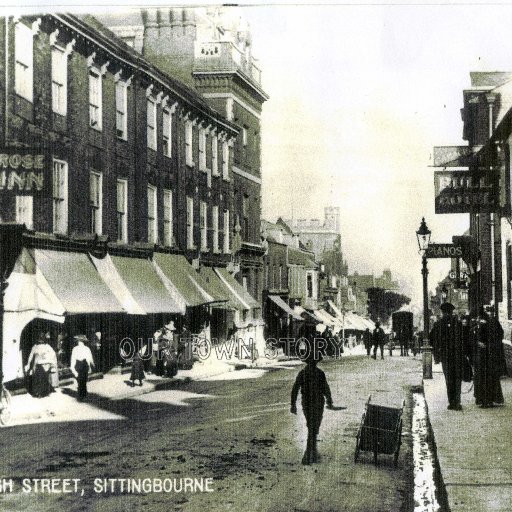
[429,302,465,410]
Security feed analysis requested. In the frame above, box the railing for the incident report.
[194,41,262,86]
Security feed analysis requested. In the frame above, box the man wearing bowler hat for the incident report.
[430,302,464,410]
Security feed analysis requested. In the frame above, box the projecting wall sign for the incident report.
[426,243,463,259]
[434,170,496,214]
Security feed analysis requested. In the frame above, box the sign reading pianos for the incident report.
[0,149,46,193]
[426,243,462,259]
[434,170,496,214]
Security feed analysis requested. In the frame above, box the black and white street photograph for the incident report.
[0,1,511,511]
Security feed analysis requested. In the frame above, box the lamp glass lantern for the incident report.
[416,217,431,252]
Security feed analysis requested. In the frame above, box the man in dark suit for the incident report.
[290,353,334,465]
[372,322,386,360]
[430,302,464,410]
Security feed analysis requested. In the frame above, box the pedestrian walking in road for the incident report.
[470,306,506,408]
[290,353,334,465]
[70,335,95,401]
[372,322,386,360]
[130,351,145,386]
[363,328,372,357]
[25,332,58,398]
[430,302,465,410]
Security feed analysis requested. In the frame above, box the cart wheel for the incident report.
[0,387,12,426]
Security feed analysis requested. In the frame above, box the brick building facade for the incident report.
[0,13,265,384]
[103,7,268,306]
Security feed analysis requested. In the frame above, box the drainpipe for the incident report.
[486,93,496,313]
[4,16,9,146]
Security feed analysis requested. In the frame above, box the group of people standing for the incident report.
[430,302,506,410]
[25,332,96,400]
[129,321,194,386]
[363,322,387,360]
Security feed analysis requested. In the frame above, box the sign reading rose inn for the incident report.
[0,149,46,193]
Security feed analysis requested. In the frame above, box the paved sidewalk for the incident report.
[6,342,366,427]
[423,363,512,512]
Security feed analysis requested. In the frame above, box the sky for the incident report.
[6,0,512,305]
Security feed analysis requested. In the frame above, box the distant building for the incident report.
[349,270,399,292]
[284,207,341,261]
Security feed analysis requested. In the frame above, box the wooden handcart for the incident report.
[354,395,404,466]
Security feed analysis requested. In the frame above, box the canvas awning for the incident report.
[106,255,182,314]
[268,295,303,321]
[153,253,226,308]
[27,249,125,314]
[90,254,146,315]
[198,267,259,312]
[293,305,319,322]
[316,309,342,329]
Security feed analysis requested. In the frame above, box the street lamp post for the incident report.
[416,218,433,379]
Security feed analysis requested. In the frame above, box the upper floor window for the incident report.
[163,108,172,157]
[212,205,219,253]
[116,179,128,243]
[163,189,173,247]
[89,68,102,130]
[90,171,103,235]
[212,136,219,176]
[147,185,157,244]
[14,22,33,102]
[242,126,248,146]
[307,273,313,298]
[223,209,230,254]
[199,127,207,171]
[51,46,67,115]
[115,80,128,140]
[185,120,194,167]
[16,196,33,230]
[200,201,208,251]
[187,197,194,249]
[222,141,229,180]
[147,97,157,150]
[242,194,249,241]
[52,159,68,234]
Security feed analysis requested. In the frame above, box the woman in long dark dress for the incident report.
[25,334,56,398]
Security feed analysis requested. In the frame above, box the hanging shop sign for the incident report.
[0,149,47,193]
[434,170,496,214]
[426,243,462,259]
